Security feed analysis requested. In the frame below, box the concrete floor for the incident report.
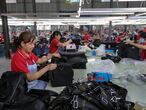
[0,57,11,77]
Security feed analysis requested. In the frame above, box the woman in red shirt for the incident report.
[126,31,146,60]
[11,31,57,91]
[49,31,72,53]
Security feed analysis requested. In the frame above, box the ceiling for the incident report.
[1,0,146,25]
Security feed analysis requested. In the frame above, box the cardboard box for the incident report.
[134,102,146,110]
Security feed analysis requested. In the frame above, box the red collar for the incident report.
[17,48,31,60]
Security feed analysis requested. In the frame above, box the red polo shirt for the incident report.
[11,48,38,74]
[84,33,91,42]
[140,43,146,60]
[49,38,60,53]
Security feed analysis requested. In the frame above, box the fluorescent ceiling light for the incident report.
[66,0,79,2]
[81,8,146,13]
[102,0,146,2]
[1,12,77,17]
[128,16,146,19]
[80,12,134,15]
[35,0,50,3]
[6,0,16,3]
[2,16,145,25]
[135,13,146,16]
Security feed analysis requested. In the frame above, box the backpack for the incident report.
[118,43,140,60]
[50,63,74,87]
[67,57,87,69]
[49,82,135,110]
[59,52,87,69]
[0,71,47,110]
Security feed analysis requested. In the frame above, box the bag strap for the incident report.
[7,74,22,104]
[0,102,4,110]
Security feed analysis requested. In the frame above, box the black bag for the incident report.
[0,71,47,110]
[37,61,52,82]
[50,63,74,87]
[101,55,121,63]
[51,56,87,69]
[127,46,140,60]
[118,43,140,60]
[67,57,87,69]
[60,51,86,59]
[28,89,58,107]
[49,82,134,110]
[59,52,87,69]
[92,39,101,47]
[51,57,68,64]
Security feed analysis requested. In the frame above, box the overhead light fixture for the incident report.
[80,8,146,16]
[81,8,146,13]
[6,0,16,3]
[128,16,146,19]
[35,0,50,3]
[80,12,134,15]
[102,0,146,2]
[135,12,146,16]
[66,0,79,2]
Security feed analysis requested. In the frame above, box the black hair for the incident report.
[14,31,36,48]
[49,31,62,43]
[140,31,146,38]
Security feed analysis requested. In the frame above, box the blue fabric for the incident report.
[105,49,115,55]
[139,38,145,44]
[28,80,47,91]
[95,72,112,82]
[91,50,96,56]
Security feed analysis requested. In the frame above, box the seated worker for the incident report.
[83,31,92,43]
[126,31,146,60]
[49,31,72,53]
[11,31,59,91]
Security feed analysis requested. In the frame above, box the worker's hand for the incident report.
[47,63,57,71]
[68,39,72,43]
[125,40,134,45]
[53,53,61,58]
[47,54,53,59]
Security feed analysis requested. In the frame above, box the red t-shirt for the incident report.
[115,35,122,43]
[140,43,146,60]
[137,34,141,40]
[11,48,38,74]
[49,38,60,53]
[84,33,91,42]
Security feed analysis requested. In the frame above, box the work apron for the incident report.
[18,51,47,91]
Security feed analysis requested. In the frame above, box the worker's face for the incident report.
[56,34,61,40]
[21,39,36,53]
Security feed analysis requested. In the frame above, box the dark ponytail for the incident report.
[49,31,61,43]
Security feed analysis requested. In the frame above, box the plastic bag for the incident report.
[114,69,146,85]
[86,59,116,74]
[78,45,91,52]
[66,44,76,50]
[95,44,105,56]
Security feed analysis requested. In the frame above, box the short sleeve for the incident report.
[30,52,39,62]
[11,56,29,74]
[53,39,60,46]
